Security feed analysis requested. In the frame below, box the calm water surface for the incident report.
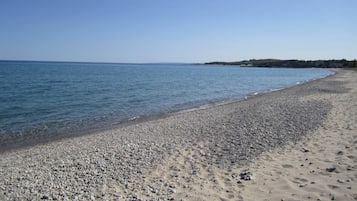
[0,61,332,149]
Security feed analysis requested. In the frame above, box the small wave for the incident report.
[269,88,282,92]
[129,116,139,121]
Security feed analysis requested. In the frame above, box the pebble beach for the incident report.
[0,69,356,200]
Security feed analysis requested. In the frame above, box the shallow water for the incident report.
[0,61,332,147]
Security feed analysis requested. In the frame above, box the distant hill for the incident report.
[205,59,357,68]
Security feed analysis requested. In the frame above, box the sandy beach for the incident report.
[0,69,356,201]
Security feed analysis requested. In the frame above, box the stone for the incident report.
[325,166,336,172]
[239,172,253,180]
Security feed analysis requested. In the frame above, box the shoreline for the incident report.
[1,69,355,200]
[0,69,334,154]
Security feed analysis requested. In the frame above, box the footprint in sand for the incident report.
[294,177,309,183]
[282,164,294,168]
[346,155,356,160]
[327,184,340,190]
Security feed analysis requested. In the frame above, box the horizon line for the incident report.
[1,58,356,65]
[0,59,196,65]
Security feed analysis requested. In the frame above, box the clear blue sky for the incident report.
[0,0,356,63]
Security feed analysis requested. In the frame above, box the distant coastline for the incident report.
[205,59,357,68]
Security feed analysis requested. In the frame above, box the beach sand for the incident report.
[237,70,357,201]
[0,69,356,200]
[139,70,357,201]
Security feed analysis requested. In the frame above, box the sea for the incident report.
[0,61,332,150]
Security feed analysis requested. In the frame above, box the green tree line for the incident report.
[206,59,357,68]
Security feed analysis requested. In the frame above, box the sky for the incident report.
[0,0,356,63]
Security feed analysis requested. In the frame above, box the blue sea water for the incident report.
[0,61,332,149]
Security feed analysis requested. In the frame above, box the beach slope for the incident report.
[0,70,356,200]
